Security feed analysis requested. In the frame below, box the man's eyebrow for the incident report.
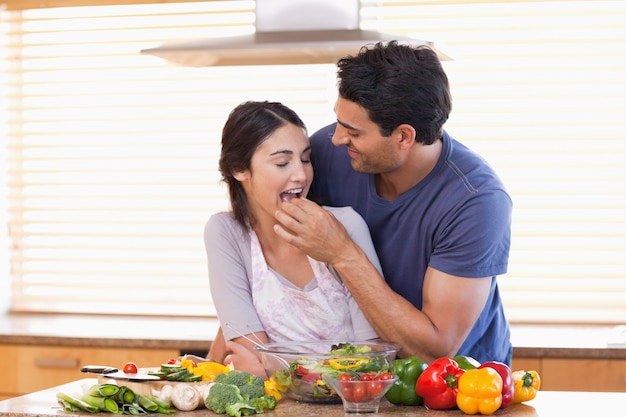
[337,119,362,131]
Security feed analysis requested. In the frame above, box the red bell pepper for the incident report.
[415,357,465,410]
[479,361,514,408]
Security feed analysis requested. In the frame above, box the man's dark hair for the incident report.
[336,40,451,145]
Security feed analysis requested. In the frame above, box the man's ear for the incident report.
[232,170,249,182]
[396,124,417,150]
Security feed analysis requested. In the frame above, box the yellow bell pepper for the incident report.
[180,356,229,381]
[327,358,370,369]
[512,370,541,403]
[456,367,503,415]
[264,377,284,401]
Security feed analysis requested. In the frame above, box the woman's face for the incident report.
[235,122,312,225]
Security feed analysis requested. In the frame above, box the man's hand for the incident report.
[273,198,353,264]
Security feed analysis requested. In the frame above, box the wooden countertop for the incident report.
[1,313,626,359]
[1,378,625,417]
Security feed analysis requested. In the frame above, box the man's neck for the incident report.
[375,138,443,201]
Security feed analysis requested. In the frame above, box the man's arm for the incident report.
[274,197,490,362]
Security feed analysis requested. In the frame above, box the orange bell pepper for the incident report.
[512,370,541,403]
[456,367,503,415]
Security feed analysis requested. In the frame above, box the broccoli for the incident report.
[205,383,244,414]
[224,402,257,417]
[214,370,252,387]
[207,371,278,415]
[249,395,277,413]
[238,383,265,400]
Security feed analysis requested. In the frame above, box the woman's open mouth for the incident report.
[280,188,303,201]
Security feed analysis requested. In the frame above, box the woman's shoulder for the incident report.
[205,211,247,239]
[323,206,367,228]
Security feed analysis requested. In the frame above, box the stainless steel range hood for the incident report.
[140,0,448,67]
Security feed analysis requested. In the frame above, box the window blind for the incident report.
[1,0,625,323]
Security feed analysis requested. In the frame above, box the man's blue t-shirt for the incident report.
[308,123,513,364]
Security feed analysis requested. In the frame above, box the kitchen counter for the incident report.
[1,378,625,417]
[1,313,625,359]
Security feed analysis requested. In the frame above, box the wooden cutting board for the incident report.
[96,374,213,397]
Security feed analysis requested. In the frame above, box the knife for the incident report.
[81,365,161,381]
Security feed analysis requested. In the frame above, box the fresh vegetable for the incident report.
[263,376,286,401]
[180,356,230,381]
[328,357,371,370]
[214,369,265,391]
[81,394,120,413]
[205,383,244,414]
[56,392,99,413]
[456,367,503,415]
[249,395,277,413]
[385,356,428,405]
[335,372,394,403]
[123,362,139,374]
[149,363,203,382]
[416,357,465,410]
[479,361,514,408]
[330,343,373,354]
[224,402,257,417]
[170,383,201,411]
[512,370,541,403]
[453,355,481,370]
[57,383,174,415]
[205,370,278,416]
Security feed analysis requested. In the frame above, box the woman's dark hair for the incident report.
[336,41,451,145]
[219,100,307,228]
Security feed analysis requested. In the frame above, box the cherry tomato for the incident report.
[166,358,177,364]
[366,380,384,399]
[340,382,353,401]
[378,371,393,381]
[360,373,375,381]
[352,382,367,402]
[338,373,352,381]
[123,362,138,374]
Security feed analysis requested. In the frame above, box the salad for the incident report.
[269,343,394,403]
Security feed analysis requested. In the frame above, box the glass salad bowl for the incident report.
[255,340,401,404]
[323,372,399,413]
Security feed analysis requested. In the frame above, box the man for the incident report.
[273,41,513,364]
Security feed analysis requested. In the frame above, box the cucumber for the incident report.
[160,364,183,373]
[166,369,191,381]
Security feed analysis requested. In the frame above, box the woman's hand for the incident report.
[224,340,268,379]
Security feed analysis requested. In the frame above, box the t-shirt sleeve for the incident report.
[204,213,265,341]
[327,206,382,340]
[429,188,512,278]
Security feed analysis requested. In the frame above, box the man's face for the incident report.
[332,97,402,174]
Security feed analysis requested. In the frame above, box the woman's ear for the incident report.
[232,170,249,182]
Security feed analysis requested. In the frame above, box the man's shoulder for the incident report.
[310,122,337,142]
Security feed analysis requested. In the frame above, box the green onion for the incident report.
[81,394,120,413]
[56,392,99,413]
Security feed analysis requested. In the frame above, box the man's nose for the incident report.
[331,126,348,146]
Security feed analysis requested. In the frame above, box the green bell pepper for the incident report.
[453,355,481,370]
[384,356,428,406]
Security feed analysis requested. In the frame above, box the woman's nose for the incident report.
[291,161,308,181]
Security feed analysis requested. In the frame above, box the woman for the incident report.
[204,101,383,377]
